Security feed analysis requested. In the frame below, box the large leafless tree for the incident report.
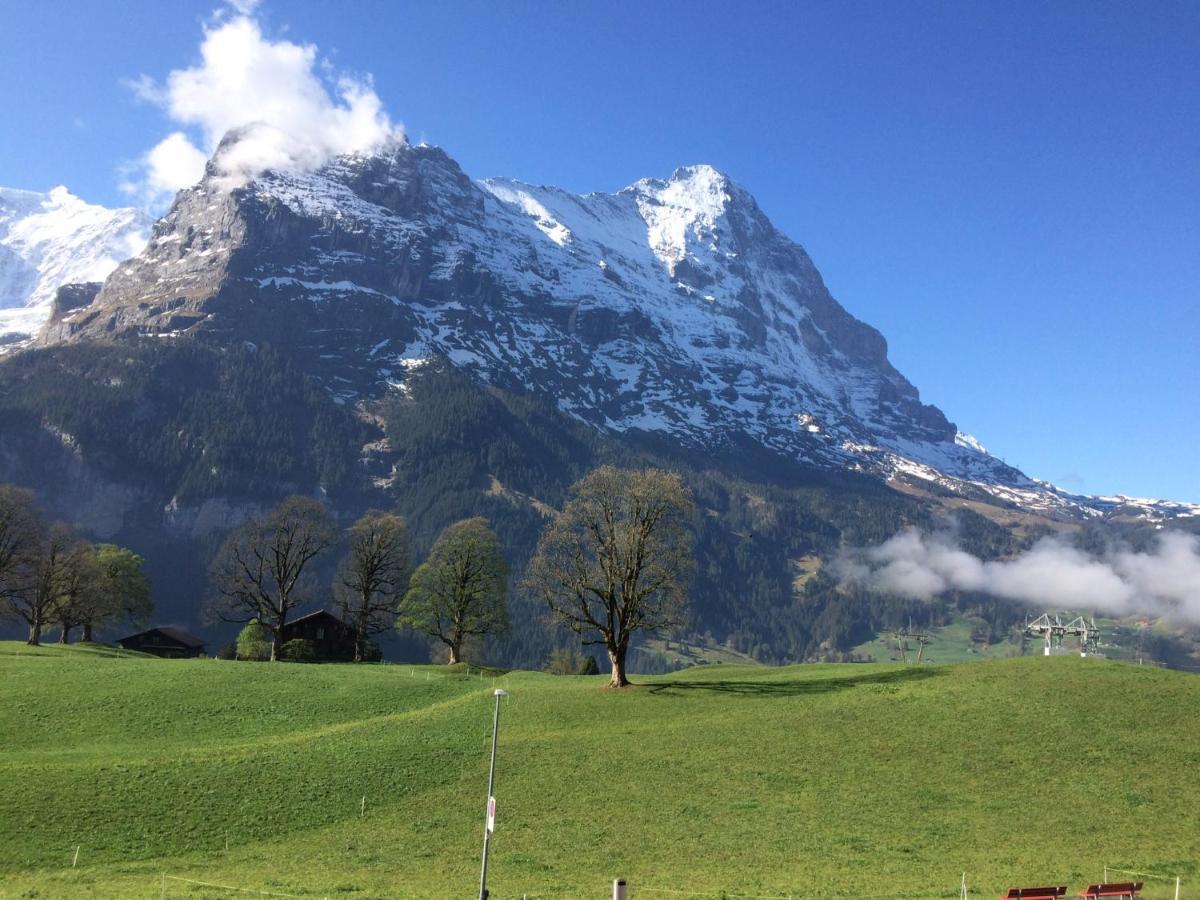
[399,517,508,665]
[525,466,694,687]
[335,511,410,661]
[0,486,49,644]
[19,525,74,646]
[209,496,336,661]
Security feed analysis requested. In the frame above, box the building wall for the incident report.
[281,616,356,661]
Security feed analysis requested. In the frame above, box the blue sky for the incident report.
[2,0,1196,501]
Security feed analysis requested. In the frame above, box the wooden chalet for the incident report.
[116,626,207,659]
[279,609,357,662]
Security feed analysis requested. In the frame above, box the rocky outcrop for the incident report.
[49,282,101,321]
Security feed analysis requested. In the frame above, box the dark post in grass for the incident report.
[478,688,508,900]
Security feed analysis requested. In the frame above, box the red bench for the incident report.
[1079,883,1142,899]
[999,888,1067,900]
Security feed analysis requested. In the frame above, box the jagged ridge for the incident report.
[41,138,1199,523]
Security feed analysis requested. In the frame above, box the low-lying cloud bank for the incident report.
[123,1,403,208]
[835,528,1200,625]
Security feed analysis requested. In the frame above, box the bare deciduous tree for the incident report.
[0,485,43,642]
[335,510,410,662]
[209,496,336,661]
[525,466,694,688]
[20,525,74,646]
[399,517,507,665]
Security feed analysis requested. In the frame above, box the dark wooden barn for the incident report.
[280,610,357,662]
[116,626,207,658]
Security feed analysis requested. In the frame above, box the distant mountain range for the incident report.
[28,137,1198,522]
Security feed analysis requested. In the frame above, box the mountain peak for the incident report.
[53,141,956,462]
[625,163,733,208]
[204,127,414,191]
[39,142,1195,521]
[669,162,731,187]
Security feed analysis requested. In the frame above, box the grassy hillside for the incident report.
[850,613,1200,668]
[1,645,1197,898]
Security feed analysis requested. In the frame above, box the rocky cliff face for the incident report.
[42,138,1199,523]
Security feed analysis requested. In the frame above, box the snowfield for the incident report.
[0,186,150,344]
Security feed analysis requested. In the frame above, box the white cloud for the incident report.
[139,131,212,200]
[123,5,402,209]
[225,0,263,14]
[836,528,1200,624]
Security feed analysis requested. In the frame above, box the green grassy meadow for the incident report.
[851,618,1024,664]
[1,643,1197,899]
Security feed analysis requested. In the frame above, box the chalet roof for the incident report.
[119,626,207,648]
[286,609,349,628]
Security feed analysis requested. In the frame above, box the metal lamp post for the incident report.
[478,688,508,900]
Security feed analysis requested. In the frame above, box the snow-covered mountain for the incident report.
[0,186,150,345]
[42,138,1199,522]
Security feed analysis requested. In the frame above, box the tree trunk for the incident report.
[59,626,71,644]
[271,629,282,661]
[354,623,365,663]
[608,644,630,688]
[27,621,41,646]
[82,622,93,642]
[448,643,460,665]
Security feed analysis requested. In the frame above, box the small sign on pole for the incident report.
[486,796,496,833]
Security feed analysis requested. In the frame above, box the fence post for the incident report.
[613,877,627,900]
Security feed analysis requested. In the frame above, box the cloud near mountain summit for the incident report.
[122,4,402,209]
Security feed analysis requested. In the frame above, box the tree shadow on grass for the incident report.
[645,665,945,697]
